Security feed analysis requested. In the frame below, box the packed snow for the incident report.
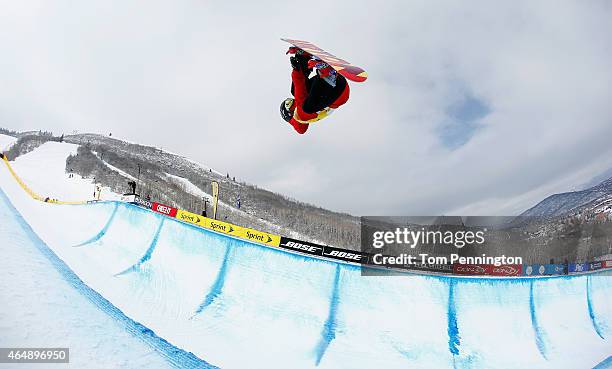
[0,188,174,368]
[0,137,610,368]
[166,173,211,199]
[0,133,17,151]
[1,145,612,368]
[9,141,122,202]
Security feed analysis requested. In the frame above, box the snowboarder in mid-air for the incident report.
[279,39,367,134]
[280,49,350,134]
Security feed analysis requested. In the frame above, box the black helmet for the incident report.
[280,98,295,122]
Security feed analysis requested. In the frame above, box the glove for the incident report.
[290,55,312,72]
[290,56,302,70]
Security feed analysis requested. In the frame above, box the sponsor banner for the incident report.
[243,228,281,247]
[205,218,245,238]
[453,264,488,275]
[568,263,589,274]
[176,209,206,227]
[121,194,136,203]
[152,202,178,218]
[134,197,152,209]
[523,264,545,276]
[409,262,454,274]
[489,264,522,276]
[322,245,369,264]
[453,264,522,277]
[604,260,612,269]
[544,264,566,275]
[589,261,603,271]
[523,264,566,276]
[278,237,324,256]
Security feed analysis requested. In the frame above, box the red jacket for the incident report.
[289,70,350,134]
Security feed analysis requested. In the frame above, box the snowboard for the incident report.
[281,38,368,83]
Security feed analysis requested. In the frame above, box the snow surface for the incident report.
[11,141,122,202]
[1,150,611,368]
[0,133,17,151]
[0,189,174,369]
[166,173,210,199]
[1,140,611,368]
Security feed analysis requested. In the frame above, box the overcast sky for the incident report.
[1,1,611,216]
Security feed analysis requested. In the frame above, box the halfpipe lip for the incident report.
[119,201,612,281]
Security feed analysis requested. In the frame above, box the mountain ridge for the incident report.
[521,176,612,218]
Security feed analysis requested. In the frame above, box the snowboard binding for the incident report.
[287,45,338,86]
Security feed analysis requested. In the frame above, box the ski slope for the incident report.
[0,140,611,368]
[8,141,123,202]
[0,133,16,151]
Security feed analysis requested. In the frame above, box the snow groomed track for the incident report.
[3,197,610,368]
[0,188,215,368]
[1,152,611,368]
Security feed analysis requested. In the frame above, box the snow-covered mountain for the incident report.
[4,129,610,248]
[521,177,612,218]
[2,132,359,249]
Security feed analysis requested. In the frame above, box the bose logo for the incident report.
[284,241,321,253]
[324,250,363,261]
